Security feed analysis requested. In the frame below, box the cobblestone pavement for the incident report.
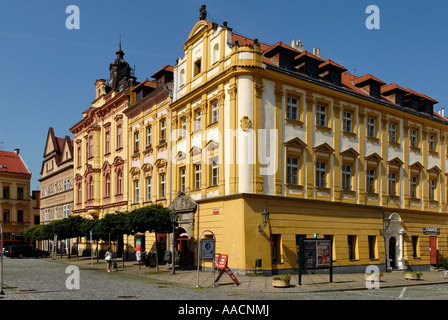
[2,255,448,301]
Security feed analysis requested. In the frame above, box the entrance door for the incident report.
[389,237,396,268]
[430,236,438,265]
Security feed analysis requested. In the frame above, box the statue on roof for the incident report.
[199,4,206,20]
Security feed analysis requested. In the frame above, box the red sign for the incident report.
[213,209,219,215]
[214,253,240,286]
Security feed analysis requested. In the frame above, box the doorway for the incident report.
[389,237,396,269]
[430,236,438,265]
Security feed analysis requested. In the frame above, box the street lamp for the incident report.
[258,208,270,232]
[170,210,177,275]
[384,217,391,232]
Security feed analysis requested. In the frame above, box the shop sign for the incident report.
[213,209,219,215]
[423,227,440,235]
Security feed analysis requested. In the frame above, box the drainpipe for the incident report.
[382,207,388,272]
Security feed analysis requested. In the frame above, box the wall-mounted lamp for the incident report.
[258,208,270,232]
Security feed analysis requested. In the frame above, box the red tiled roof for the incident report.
[151,64,174,79]
[264,41,300,57]
[352,73,386,86]
[294,50,323,62]
[0,151,31,175]
[381,83,407,95]
[232,33,271,52]
[319,59,347,71]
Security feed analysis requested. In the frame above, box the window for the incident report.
[389,123,397,143]
[412,236,419,258]
[134,131,139,152]
[17,187,24,200]
[160,119,166,143]
[315,161,326,188]
[429,134,436,152]
[117,125,122,149]
[77,184,82,204]
[160,174,166,199]
[3,209,10,222]
[410,129,418,148]
[287,97,299,121]
[388,172,397,196]
[77,146,81,167]
[194,58,201,76]
[195,109,202,131]
[55,207,58,220]
[343,111,352,132]
[194,164,201,189]
[2,186,9,199]
[211,158,219,186]
[410,176,418,198]
[146,126,152,147]
[105,174,111,198]
[211,101,219,124]
[368,236,377,259]
[348,235,357,260]
[17,210,24,222]
[89,177,94,200]
[287,157,299,185]
[63,179,70,191]
[134,181,139,203]
[146,177,152,201]
[89,137,93,158]
[429,179,436,201]
[342,165,352,191]
[316,104,327,127]
[63,205,69,218]
[179,167,186,192]
[181,117,187,138]
[367,117,376,138]
[117,170,123,195]
[105,131,110,154]
[212,43,219,65]
[366,168,376,193]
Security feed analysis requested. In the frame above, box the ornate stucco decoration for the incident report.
[240,116,252,131]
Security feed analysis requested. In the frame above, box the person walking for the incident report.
[105,247,113,272]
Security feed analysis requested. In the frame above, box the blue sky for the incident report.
[0,0,447,191]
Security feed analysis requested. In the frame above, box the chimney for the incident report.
[14,148,20,155]
[442,108,445,117]
[313,48,321,58]
[291,39,304,52]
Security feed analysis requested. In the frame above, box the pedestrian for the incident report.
[105,247,113,272]
[136,243,142,263]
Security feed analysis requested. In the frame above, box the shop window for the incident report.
[271,234,282,263]
[347,235,358,260]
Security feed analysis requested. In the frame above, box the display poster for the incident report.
[302,239,332,269]
[316,240,331,268]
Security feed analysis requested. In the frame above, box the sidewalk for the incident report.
[52,256,448,293]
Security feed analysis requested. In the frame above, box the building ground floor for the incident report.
[54,193,448,275]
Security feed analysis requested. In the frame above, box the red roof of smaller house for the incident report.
[151,65,174,79]
[0,151,31,175]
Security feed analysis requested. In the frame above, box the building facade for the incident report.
[0,149,35,241]
[164,10,448,274]
[39,127,74,224]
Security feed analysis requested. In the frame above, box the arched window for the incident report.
[105,174,111,198]
[89,176,94,200]
[212,43,219,65]
[117,170,123,195]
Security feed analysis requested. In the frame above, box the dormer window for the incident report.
[318,59,347,86]
[353,73,385,99]
[294,50,323,79]
[157,77,164,88]
[381,83,407,107]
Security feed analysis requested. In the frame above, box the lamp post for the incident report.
[170,210,177,275]
[0,222,4,295]
[258,208,270,232]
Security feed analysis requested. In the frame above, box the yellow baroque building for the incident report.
[165,12,448,274]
